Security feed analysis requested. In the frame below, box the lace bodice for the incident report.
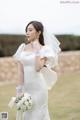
[13,43,58,68]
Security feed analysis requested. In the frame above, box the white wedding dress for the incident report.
[13,43,58,120]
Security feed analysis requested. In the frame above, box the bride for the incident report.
[13,20,61,120]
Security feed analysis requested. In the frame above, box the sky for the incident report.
[0,0,80,35]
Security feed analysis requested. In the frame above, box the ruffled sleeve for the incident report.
[13,43,25,60]
[39,45,59,90]
[39,45,58,68]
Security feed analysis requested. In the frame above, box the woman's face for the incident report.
[26,24,40,42]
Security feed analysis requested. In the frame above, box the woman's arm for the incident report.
[17,61,24,85]
[35,56,47,72]
[16,61,24,96]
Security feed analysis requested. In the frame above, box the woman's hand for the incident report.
[35,56,47,72]
[16,84,24,97]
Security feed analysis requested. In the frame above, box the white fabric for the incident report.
[39,45,58,68]
[13,43,25,59]
[43,29,61,70]
[41,67,57,90]
[43,29,61,54]
[13,43,59,120]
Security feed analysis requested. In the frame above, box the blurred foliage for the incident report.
[0,34,80,57]
[56,34,80,51]
[0,34,25,57]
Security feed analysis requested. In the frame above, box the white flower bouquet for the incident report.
[8,93,32,112]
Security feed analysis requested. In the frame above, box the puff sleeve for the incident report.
[13,43,25,60]
[39,45,58,69]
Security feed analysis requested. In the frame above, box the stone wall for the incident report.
[57,51,80,74]
[0,51,80,83]
[0,58,18,84]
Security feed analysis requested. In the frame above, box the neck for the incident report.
[31,39,40,48]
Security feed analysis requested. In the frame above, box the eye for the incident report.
[29,29,33,32]
[27,28,33,32]
[26,29,32,33]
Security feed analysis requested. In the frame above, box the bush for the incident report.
[56,34,80,51]
[0,34,25,56]
[0,34,80,57]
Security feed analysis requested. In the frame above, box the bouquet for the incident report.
[8,93,32,112]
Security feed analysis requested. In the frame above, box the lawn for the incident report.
[0,72,80,120]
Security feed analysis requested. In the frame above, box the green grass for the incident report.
[0,83,16,119]
[0,72,80,120]
[49,72,80,120]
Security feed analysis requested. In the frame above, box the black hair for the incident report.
[25,21,45,45]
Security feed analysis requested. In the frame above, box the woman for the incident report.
[13,21,61,120]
